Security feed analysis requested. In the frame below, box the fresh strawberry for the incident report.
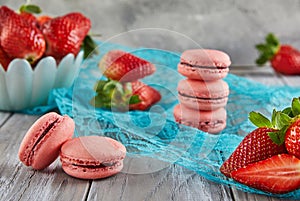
[0,46,12,70]
[256,33,300,75]
[129,81,161,111]
[0,6,45,64]
[41,12,91,62]
[91,79,161,111]
[0,6,15,24]
[220,127,287,178]
[99,50,156,82]
[232,154,300,194]
[285,120,300,158]
[284,98,300,158]
[19,12,38,27]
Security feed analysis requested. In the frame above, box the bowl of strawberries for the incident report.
[0,4,94,112]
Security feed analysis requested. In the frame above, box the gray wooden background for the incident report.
[2,0,300,65]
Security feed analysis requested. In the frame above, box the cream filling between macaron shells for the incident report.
[60,153,124,172]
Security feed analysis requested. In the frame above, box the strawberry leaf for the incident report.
[268,130,285,145]
[271,109,278,127]
[255,33,280,66]
[19,4,42,14]
[292,97,300,116]
[82,35,98,59]
[275,112,292,129]
[249,111,273,128]
[266,33,279,47]
[129,95,141,104]
[282,107,293,117]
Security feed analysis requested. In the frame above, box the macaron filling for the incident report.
[71,161,122,170]
[26,118,60,165]
[178,92,228,100]
[180,62,228,69]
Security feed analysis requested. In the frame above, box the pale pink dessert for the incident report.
[60,136,126,179]
[177,79,229,111]
[173,104,227,134]
[178,49,231,81]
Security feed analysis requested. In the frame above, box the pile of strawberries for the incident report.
[220,97,300,194]
[92,50,161,111]
[0,5,92,70]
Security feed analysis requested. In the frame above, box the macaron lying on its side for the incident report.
[173,104,227,134]
[177,79,229,111]
[60,136,126,179]
[178,49,231,81]
[18,112,74,170]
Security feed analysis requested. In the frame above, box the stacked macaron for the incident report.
[174,49,230,134]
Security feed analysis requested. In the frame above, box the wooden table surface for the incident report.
[0,66,299,201]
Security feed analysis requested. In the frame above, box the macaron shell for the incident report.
[60,136,126,179]
[173,104,227,134]
[177,79,229,110]
[18,112,74,170]
[178,49,230,81]
[180,49,231,67]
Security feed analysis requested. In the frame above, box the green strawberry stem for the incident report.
[81,35,99,59]
[90,79,141,111]
[255,33,280,65]
[249,97,300,145]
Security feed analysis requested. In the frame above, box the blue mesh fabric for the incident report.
[47,42,300,198]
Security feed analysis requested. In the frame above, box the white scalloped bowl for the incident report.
[0,51,83,111]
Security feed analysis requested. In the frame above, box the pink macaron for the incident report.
[178,49,231,81]
[173,104,227,134]
[60,136,126,180]
[177,79,229,111]
[18,112,74,170]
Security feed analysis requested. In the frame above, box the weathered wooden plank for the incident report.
[0,114,90,201]
[87,163,232,201]
[0,112,11,127]
[281,75,300,87]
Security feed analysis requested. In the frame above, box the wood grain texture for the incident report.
[87,164,232,201]
[0,112,11,127]
[0,114,90,201]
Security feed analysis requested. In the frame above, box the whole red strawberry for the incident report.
[41,12,91,62]
[285,119,300,158]
[99,50,156,82]
[0,6,45,65]
[91,79,161,111]
[232,154,300,194]
[284,98,300,159]
[220,127,287,178]
[256,33,300,75]
[129,81,161,111]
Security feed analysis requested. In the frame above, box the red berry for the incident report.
[99,50,156,82]
[20,12,38,27]
[129,81,161,111]
[271,45,300,75]
[0,6,45,64]
[232,154,300,194]
[41,12,91,62]
[285,119,300,159]
[220,127,287,178]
